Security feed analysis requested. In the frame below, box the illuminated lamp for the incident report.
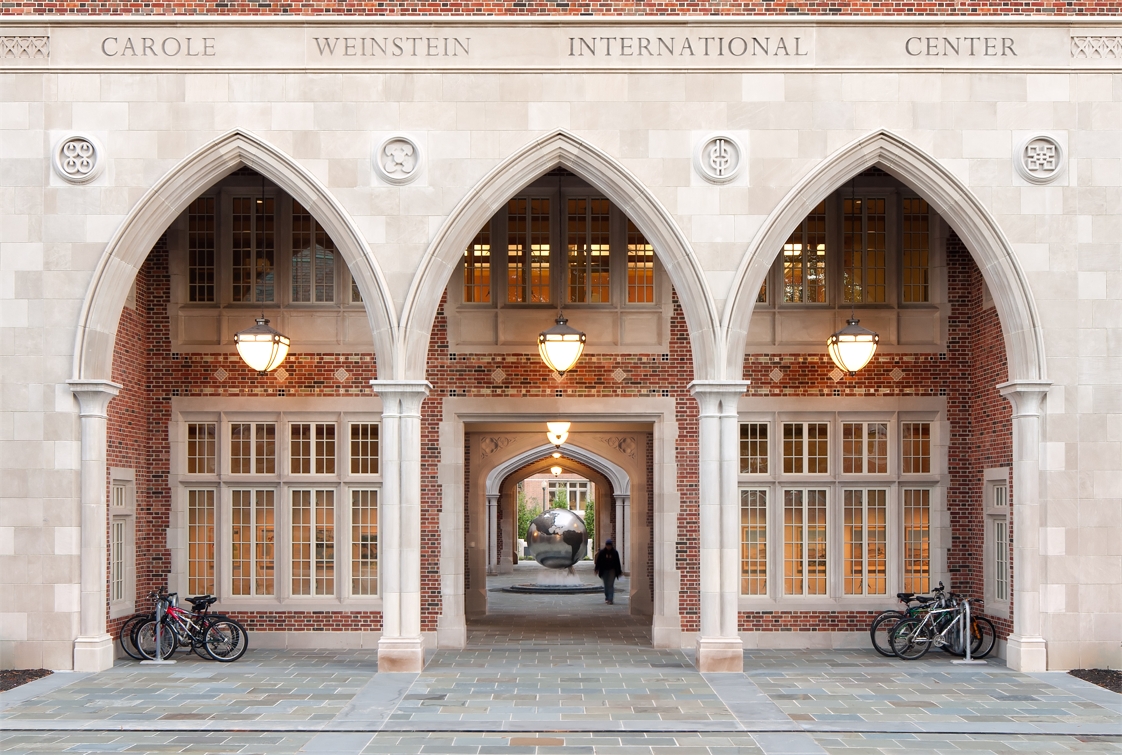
[234,317,291,374]
[827,318,879,375]
[546,421,570,446]
[538,311,586,375]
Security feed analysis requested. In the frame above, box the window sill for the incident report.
[739,597,905,612]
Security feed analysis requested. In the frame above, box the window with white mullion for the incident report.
[230,488,276,597]
[783,488,828,596]
[351,489,379,597]
[983,474,1011,616]
[291,489,336,597]
[782,422,829,475]
[842,488,888,596]
[740,488,768,596]
[842,422,888,475]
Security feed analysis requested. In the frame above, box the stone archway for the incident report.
[720,129,1051,672]
[397,129,721,382]
[67,129,398,671]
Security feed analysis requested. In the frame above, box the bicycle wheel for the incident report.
[971,616,997,659]
[890,618,932,660]
[118,614,149,661]
[203,618,248,662]
[135,619,177,660]
[869,611,906,657]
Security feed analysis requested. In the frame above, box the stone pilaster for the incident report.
[67,379,121,673]
[689,380,749,672]
[371,380,431,672]
[998,380,1052,672]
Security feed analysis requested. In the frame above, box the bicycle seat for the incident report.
[896,592,915,601]
[186,595,217,610]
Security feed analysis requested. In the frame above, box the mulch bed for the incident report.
[1069,669,1122,694]
[0,668,52,692]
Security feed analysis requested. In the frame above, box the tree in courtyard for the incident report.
[517,489,534,541]
[584,502,595,553]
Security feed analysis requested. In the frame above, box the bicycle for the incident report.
[868,582,946,657]
[889,596,996,660]
[135,589,249,663]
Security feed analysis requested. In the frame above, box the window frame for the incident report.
[108,468,137,619]
[982,468,1012,619]
[171,402,382,610]
[738,401,946,609]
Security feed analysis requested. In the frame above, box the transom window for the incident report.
[761,180,934,308]
[177,407,380,606]
[459,171,660,309]
[180,173,362,310]
[739,409,942,603]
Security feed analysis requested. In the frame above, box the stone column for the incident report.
[998,380,1052,672]
[67,379,121,673]
[371,380,431,672]
[613,494,629,575]
[486,494,500,575]
[689,380,748,672]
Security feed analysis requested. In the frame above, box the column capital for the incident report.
[371,379,432,414]
[67,379,122,418]
[688,380,749,414]
[997,380,1052,417]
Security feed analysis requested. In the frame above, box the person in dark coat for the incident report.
[593,539,623,605]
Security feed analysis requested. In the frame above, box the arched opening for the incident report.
[73,131,398,667]
[718,131,1048,668]
[466,437,651,648]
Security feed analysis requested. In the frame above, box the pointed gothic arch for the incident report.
[397,129,721,381]
[721,129,1047,384]
[485,443,630,497]
[72,128,397,382]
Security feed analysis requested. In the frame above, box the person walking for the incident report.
[593,539,623,605]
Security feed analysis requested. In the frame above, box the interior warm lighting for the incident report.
[550,465,563,477]
[546,421,570,446]
[827,318,879,375]
[234,317,291,374]
[551,452,561,459]
[538,312,586,375]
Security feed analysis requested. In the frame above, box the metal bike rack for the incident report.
[951,599,987,666]
[139,593,177,666]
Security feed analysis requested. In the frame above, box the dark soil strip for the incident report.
[0,668,52,692]
[1069,668,1122,694]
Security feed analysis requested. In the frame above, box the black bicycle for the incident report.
[868,582,946,657]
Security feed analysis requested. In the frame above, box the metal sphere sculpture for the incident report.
[526,508,589,569]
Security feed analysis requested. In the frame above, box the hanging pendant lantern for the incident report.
[546,421,570,447]
[538,311,586,375]
[234,317,291,374]
[826,317,879,375]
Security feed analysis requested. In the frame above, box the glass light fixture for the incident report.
[827,317,879,375]
[538,311,586,375]
[234,317,291,374]
[550,465,563,477]
[546,421,570,446]
[551,451,561,459]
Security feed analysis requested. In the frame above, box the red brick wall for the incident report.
[5,1,1115,16]
[736,230,1012,635]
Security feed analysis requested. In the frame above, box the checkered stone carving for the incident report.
[611,368,627,383]
[274,367,289,383]
[1,36,49,59]
[213,367,228,382]
[769,368,784,383]
[334,367,350,383]
[890,367,905,381]
[1070,36,1122,59]
[1016,135,1064,184]
[491,368,506,384]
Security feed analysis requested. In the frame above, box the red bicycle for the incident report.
[134,588,249,662]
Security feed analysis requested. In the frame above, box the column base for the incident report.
[378,636,425,672]
[437,617,467,649]
[696,637,744,672]
[1006,634,1048,672]
[73,634,115,672]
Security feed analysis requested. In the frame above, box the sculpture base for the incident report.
[500,584,603,595]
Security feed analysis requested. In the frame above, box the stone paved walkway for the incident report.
[1,563,1118,753]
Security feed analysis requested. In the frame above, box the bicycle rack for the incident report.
[951,599,987,666]
[139,594,177,666]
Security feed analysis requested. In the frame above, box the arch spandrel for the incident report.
[398,129,721,382]
[721,129,1047,384]
[73,128,397,382]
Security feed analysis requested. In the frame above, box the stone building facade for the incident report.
[0,12,1119,674]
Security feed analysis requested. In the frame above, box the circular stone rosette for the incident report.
[1015,134,1064,185]
[694,134,743,184]
[374,135,422,185]
[53,135,104,184]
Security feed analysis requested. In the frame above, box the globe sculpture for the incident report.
[526,508,588,569]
